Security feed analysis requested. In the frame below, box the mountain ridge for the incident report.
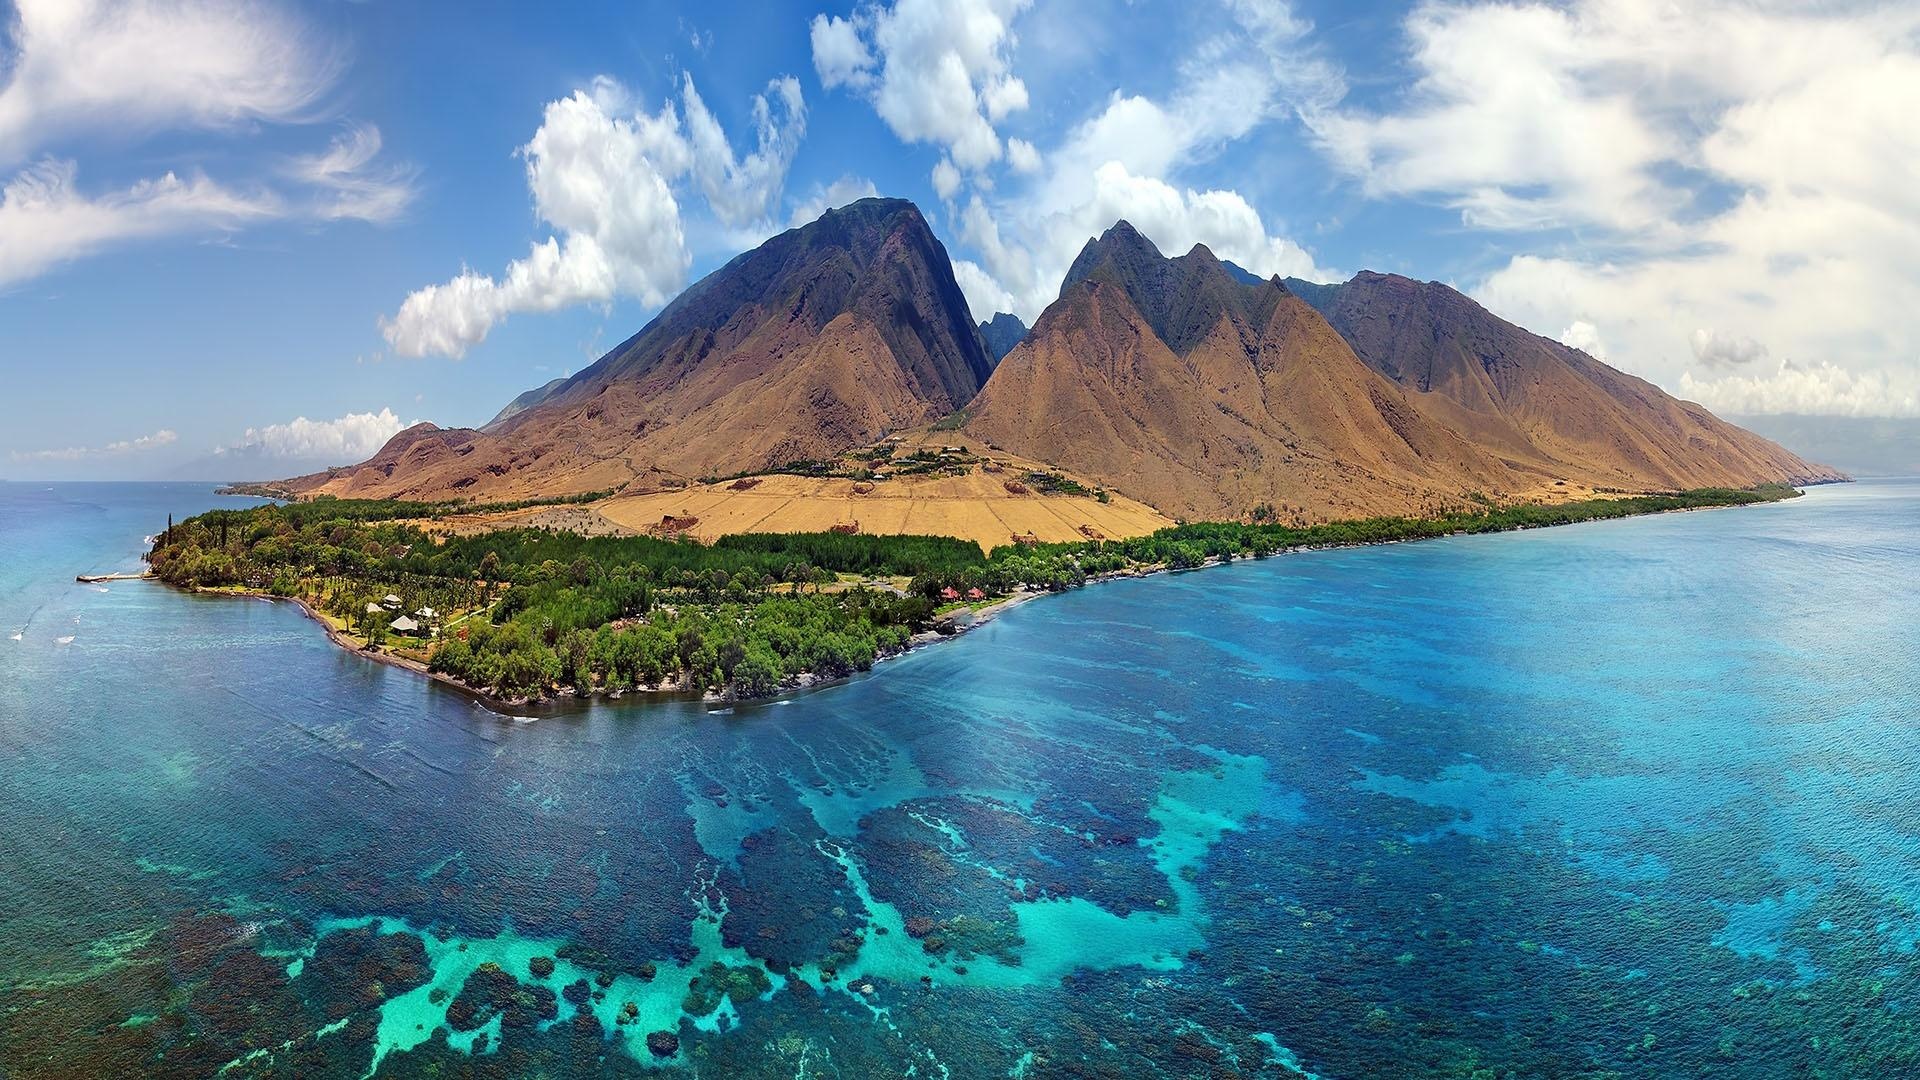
[276,199,1842,526]
[286,198,994,502]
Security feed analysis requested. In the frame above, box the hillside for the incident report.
[964,221,1841,522]
[272,201,1841,533]
[965,223,1533,521]
[286,198,994,502]
[1285,272,1846,491]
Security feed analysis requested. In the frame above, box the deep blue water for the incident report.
[2,479,1917,1078]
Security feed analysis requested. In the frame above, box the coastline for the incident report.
[145,490,1801,716]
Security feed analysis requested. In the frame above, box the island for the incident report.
[147,484,1802,706]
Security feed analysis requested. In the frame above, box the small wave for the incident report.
[707,707,735,716]
[55,635,74,645]
[8,632,21,642]
[91,586,109,593]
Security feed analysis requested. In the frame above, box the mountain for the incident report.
[1284,271,1846,491]
[966,222,1840,522]
[484,376,568,431]
[286,198,995,501]
[977,312,1027,364]
[965,222,1528,521]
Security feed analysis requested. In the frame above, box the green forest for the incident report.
[148,485,1798,701]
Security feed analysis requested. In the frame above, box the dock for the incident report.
[76,572,152,583]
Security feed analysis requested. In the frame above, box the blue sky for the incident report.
[4,0,1917,479]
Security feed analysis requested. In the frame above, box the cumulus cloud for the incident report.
[925,0,1339,321]
[1689,328,1767,370]
[808,0,1030,174]
[1309,2,1673,233]
[951,256,1016,322]
[1303,0,1920,417]
[810,13,875,90]
[1004,137,1040,174]
[1560,320,1606,359]
[223,408,408,461]
[382,74,805,358]
[0,0,340,166]
[1681,362,1920,419]
[10,428,177,462]
[930,158,962,201]
[0,158,277,286]
[787,174,880,228]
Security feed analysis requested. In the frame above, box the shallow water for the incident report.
[1,479,1917,1078]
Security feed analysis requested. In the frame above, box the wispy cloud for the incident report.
[287,123,419,224]
[0,159,277,286]
[10,428,177,462]
[0,0,412,285]
[0,0,341,166]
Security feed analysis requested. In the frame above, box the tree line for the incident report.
[148,485,1796,701]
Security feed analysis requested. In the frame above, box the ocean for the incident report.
[1,479,1916,1077]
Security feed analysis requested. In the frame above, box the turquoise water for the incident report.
[1,479,1917,1077]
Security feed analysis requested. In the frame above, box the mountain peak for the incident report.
[281,194,998,501]
[978,311,1028,364]
[1056,220,1283,355]
[1061,219,1167,296]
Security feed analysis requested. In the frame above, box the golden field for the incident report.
[594,468,1172,552]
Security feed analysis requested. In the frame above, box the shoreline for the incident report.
[143,488,1806,717]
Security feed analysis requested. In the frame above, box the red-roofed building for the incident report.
[965,587,985,600]
[940,586,961,601]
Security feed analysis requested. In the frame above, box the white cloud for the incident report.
[1689,328,1767,370]
[930,157,962,200]
[810,14,875,90]
[11,428,177,462]
[0,158,277,286]
[1285,0,1920,417]
[1004,137,1040,174]
[808,0,1031,174]
[223,408,408,461]
[930,0,1337,322]
[0,2,413,285]
[951,257,1015,322]
[680,74,807,227]
[287,123,418,224]
[1309,2,1674,233]
[787,174,880,228]
[1442,3,1920,416]
[1681,362,1920,419]
[0,0,339,165]
[383,73,806,358]
[1560,320,1606,359]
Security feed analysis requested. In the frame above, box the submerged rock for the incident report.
[647,1029,681,1058]
[444,963,557,1034]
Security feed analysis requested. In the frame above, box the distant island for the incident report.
[152,195,1843,707]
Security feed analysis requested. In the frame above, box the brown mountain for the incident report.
[967,223,1841,522]
[287,198,994,501]
[1285,271,1846,491]
[965,222,1529,521]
